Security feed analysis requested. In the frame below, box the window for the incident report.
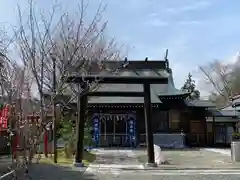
[171,120,180,130]
[169,110,180,130]
[152,111,168,133]
[190,121,201,133]
[207,123,212,133]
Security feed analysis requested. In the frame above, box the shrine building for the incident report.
[85,58,236,148]
[44,58,240,149]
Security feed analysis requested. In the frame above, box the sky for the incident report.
[0,0,240,98]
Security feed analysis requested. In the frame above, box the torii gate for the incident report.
[66,74,168,167]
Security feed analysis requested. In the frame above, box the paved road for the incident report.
[21,165,240,180]
[114,174,240,180]
[0,156,13,177]
[86,166,240,180]
[5,148,240,179]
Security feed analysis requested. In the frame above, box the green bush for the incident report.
[232,132,240,141]
[58,115,93,158]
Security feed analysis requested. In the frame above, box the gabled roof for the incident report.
[206,94,240,116]
[157,69,190,99]
[47,60,190,105]
[231,94,240,100]
[206,116,238,122]
[185,100,216,108]
[221,95,240,111]
[221,105,240,111]
[88,69,167,104]
[88,60,189,104]
[208,109,239,117]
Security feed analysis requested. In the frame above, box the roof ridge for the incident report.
[231,94,240,100]
[165,72,189,95]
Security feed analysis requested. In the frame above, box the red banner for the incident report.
[0,104,10,129]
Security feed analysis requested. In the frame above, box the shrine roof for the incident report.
[221,105,239,111]
[184,100,216,108]
[84,60,190,104]
[221,95,240,111]
[208,109,239,117]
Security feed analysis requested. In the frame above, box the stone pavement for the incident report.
[85,148,240,179]
[86,148,144,177]
[3,148,240,180]
[203,148,231,156]
[138,148,240,169]
[162,149,237,169]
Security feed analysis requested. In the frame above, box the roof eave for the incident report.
[185,100,216,108]
[158,92,190,100]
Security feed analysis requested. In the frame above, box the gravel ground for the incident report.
[138,149,240,169]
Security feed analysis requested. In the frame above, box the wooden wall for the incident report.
[88,105,209,147]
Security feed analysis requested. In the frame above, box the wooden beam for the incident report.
[66,75,168,84]
[87,91,144,97]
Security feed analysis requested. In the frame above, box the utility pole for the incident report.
[52,55,57,163]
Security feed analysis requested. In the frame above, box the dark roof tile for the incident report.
[68,60,190,104]
[185,100,216,107]
[89,84,161,104]
[209,109,239,117]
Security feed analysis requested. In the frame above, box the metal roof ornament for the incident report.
[123,57,128,68]
[164,49,169,69]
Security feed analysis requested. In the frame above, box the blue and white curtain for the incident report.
[127,113,136,147]
[92,113,100,146]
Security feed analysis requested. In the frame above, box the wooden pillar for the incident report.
[143,83,155,166]
[212,116,215,146]
[204,117,207,146]
[75,93,87,166]
[44,131,48,157]
[166,110,170,132]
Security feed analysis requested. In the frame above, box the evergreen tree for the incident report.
[181,73,200,100]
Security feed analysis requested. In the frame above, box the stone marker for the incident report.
[154,144,165,165]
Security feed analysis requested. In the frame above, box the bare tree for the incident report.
[199,59,240,106]
[0,58,42,179]
[0,24,43,179]
[13,0,127,164]
[16,0,126,106]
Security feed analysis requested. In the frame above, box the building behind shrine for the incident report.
[87,59,240,148]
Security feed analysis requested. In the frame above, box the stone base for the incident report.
[145,162,157,168]
[73,162,85,167]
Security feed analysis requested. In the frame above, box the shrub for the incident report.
[232,132,240,141]
[58,115,93,158]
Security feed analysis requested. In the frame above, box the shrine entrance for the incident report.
[92,113,136,147]
[66,65,168,165]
